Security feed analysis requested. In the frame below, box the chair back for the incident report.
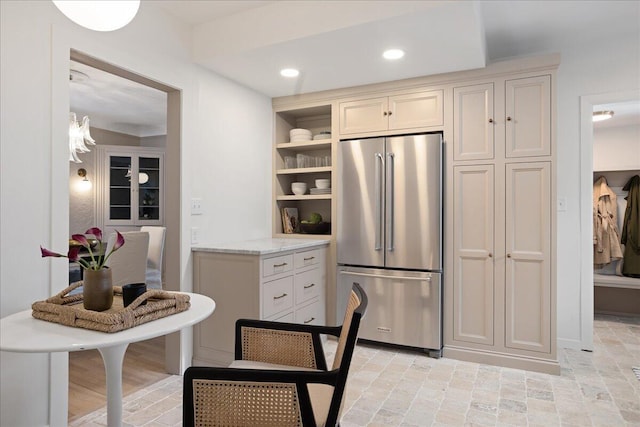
[326,282,368,426]
[104,231,149,287]
[140,226,166,289]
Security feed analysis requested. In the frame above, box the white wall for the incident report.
[0,1,271,425]
[555,36,639,348]
[593,123,640,171]
[69,152,97,235]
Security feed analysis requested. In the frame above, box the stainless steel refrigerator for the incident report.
[337,133,442,356]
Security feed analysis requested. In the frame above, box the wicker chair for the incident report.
[183,283,368,427]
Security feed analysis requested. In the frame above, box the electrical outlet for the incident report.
[191,198,203,215]
[191,227,200,244]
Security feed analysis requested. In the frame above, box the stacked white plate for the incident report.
[313,131,331,140]
[310,188,331,195]
[290,128,312,142]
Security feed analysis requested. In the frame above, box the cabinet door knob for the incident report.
[507,116,512,121]
[383,111,388,116]
[388,111,393,116]
[488,253,493,258]
[488,118,494,123]
[507,253,512,258]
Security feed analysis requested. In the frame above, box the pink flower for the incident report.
[71,234,89,248]
[113,231,125,251]
[41,247,65,258]
[40,227,125,271]
[85,227,102,241]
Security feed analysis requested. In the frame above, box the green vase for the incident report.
[83,268,113,311]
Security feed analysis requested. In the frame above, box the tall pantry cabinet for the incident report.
[445,72,558,373]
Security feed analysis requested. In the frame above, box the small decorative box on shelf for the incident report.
[31,282,190,333]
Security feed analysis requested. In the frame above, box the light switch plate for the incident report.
[191,198,203,215]
[191,227,199,244]
[557,197,567,212]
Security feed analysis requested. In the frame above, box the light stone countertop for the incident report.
[191,237,329,256]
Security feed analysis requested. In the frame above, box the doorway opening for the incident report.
[579,90,640,351]
[67,50,182,422]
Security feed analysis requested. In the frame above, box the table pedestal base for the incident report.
[98,344,129,427]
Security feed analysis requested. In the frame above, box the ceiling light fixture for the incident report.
[52,0,140,32]
[280,68,300,78]
[592,110,614,122]
[69,112,96,163]
[383,49,405,60]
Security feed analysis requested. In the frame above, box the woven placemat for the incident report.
[31,281,190,333]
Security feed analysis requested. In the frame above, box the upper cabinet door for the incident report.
[339,97,388,135]
[388,90,443,130]
[505,75,551,158]
[453,83,495,161]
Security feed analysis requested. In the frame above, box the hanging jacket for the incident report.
[621,175,640,277]
[593,176,623,268]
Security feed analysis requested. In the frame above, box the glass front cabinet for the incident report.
[97,146,164,230]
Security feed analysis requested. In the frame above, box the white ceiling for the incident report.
[71,0,640,136]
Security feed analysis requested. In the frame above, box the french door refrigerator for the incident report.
[337,133,442,356]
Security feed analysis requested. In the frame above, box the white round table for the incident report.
[0,292,215,427]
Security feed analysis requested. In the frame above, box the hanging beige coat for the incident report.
[593,176,623,268]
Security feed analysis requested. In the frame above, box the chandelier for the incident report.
[69,112,96,163]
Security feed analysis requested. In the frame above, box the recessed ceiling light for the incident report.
[383,49,405,60]
[280,68,300,78]
[592,110,614,122]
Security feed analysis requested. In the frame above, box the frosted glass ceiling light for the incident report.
[280,68,300,78]
[52,0,140,32]
[69,113,96,163]
[592,110,614,122]
[383,49,405,60]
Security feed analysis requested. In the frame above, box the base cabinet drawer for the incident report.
[295,300,323,326]
[294,249,322,269]
[268,310,295,322]
[263,254,294,277]
[262,276,294,318]
[294,268,322,304]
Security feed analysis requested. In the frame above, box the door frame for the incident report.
[579,89,640,351]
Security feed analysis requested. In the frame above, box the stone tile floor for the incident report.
[71,314,640,426]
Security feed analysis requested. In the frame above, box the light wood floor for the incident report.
[68,336,169,422]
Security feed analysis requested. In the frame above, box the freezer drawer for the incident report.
[338,267,441,352]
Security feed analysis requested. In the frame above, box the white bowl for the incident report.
[291,182,307,195]
[290,135,312,142]
[290,128,312,137]
[315,179,330,189]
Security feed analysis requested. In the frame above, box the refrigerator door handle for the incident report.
[339,270,432,282]
[386,152,395,251]
[374,152,384,251]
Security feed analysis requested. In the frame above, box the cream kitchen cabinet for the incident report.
[452,164,495,346]
[446,71,557,374]
[453,83,495,161]
[453,75,550,161]
[339,90,443,135]
[192,239,328,367]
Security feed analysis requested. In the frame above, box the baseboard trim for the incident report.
[443,346,561,375]
[557,338,582,350]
